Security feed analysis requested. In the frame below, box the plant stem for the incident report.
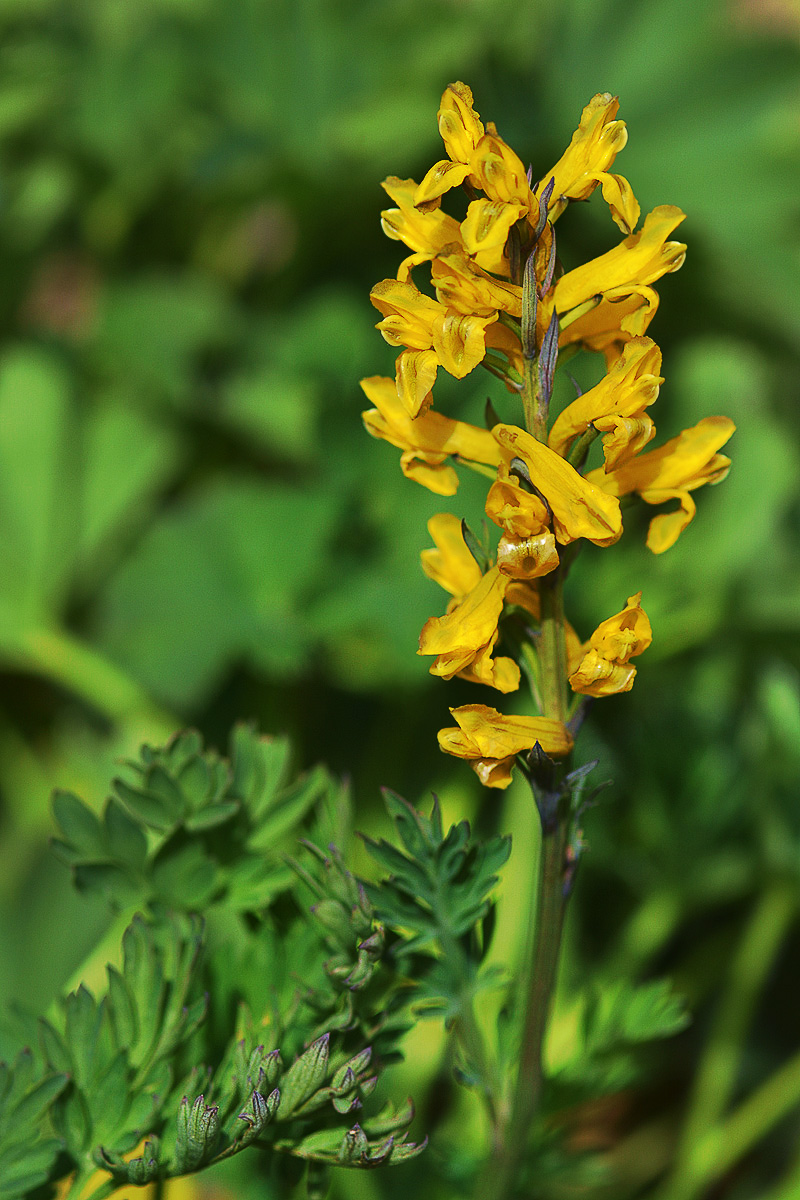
[439,927,503,1149]
[511,815,569,1130]
[482,240,573,1198]
[657,881,796,1200]
[6,625,175,734]
[483,566,571,1200]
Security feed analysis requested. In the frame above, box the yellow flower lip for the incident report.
[569,592,652,697]
[586,415,736,552]
[438,704,574,788]
[370,277,495,415]
[418,565,520,693]
[555,206,687,317]
[493,423,623,547]
[360,375,501,495]
[548,335,663,469]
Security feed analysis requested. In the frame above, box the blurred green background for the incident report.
[0,0,799,1195]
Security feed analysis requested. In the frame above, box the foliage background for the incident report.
[0,0,799,1196]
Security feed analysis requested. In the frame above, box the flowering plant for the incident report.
[361,81,735,1196]
[364,82,734,791]
[5,81,777,1200]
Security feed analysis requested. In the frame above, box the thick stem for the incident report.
[508,815,569,1136]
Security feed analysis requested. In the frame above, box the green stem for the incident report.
[439,927,503,1149]
[510,817,569,1127]
[4,625,175,733]
[657,881,796,1200]
[483,568,571,1200]
[538,574,568,722]
[688,1043,800,1194]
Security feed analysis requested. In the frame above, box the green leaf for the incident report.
[95,480,341,707]
[106,966,138,1051]
[52,790,104,858]
[103,798,148,868]
[91,275,233,403]
[0,345,76,630]
[363,792,511,950]
[230,725,292,819]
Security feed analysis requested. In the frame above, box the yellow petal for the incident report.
[418,565,508,676]
[555,206,687,314]
[415,159,472,208]
[438,704,574,789]
[597,413,656,470]
[473,131,535,212]
[597,171,641,235]
[485,465,551,538]
[569,652,637,697]
[432,310,493,378]
[431,251,522,318]
[537,93,628,218]
[361,375,501,494]
[590,591,652,660]
[381,175,462,255]
[396,348,438,417]
[458,635,521,693]
[642,488,696,553]
[585,416,734,550]
[370,278,439,348]
[494,424,623,546]
[548,336,662,460]
[569,592,652,697]
[395,251,436,283]
[496,532,560,579]
[438,81,485,166]
[589,416,735,497]
[559,286,660,357]
[461,197,527,261]
[421,513,482,597]
[400,453,459,495]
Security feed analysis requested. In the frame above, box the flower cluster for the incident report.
[361,83,734,789]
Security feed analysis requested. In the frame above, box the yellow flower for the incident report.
[421,513,482,596]
[438,704,574,788]
[569,592,652,697]
[415,82,486,206]
[585,415,735,552]
[418,564,520,693]
[559,287,659,367]
[493,424,623,547]
[536,93,640,234]
[555,206,687,316]
[360,375,501,495]
[548,336,663,469]
[485,461,560,578]
[380,176,462,260]
[431,249,522,318]
[414,83,536,256]
[370,277,494,416]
